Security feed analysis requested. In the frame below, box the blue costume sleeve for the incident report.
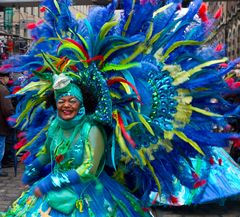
[37,170,80,194]
[22,137,52,185]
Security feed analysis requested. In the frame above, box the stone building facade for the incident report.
[0,5,91,38]
[0,1,239,59]
[0,4,91,60]
[207,0,240,60]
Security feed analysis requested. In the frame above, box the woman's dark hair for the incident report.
[46,91,56,109]
[80,85,98,115]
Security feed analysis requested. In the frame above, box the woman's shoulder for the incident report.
[83,117,104,130]
[82,117,107,139]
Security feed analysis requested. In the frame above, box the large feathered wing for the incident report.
[3,0,240,205]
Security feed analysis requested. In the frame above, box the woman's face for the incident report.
[57,96,80,120]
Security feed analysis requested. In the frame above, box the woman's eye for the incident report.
[70,99,78,103]
[58,100,64,104]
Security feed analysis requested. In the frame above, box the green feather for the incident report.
[65,71,82,80]
[103,41,139,62]
[41,51,60,74]
[102,62,141,72]
[99,20,118,40]
[57,41,86,61]
[122,0,136,37]
[77,33,89,50]
[16,81,50,95]
[173,57,228,85]
[15,97,45,128]
[120,44,145,65]
[67,28,89,50]
[53,0,61,14]
[162,40,204,61]
[145,21,153,42]
[149,30,163,47]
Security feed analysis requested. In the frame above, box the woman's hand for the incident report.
[34,187,43,198]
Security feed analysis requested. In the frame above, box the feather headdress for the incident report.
[3,0,240,204]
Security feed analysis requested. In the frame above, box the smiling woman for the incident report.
[3,74,150,217]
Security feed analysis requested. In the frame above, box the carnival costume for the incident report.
[1,0,240,216]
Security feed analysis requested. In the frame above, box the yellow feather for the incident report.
[120,45,145,65]
[115,124,133,158]
[16,97,44,127]
[65,71,82,80]
[38,84,52,97]
[125,122,139,131]
[16,81,50,95]
[43,53,61,62]
[16,125,49,155]
[173,58,228,85]
[138,149,147,166]
[35,37,46,46]
[36,146,47,156]
[138,113,155,136]
[100,20,118,39]
[173,130,205,155]
[110,92,121,99]
[103,41,139,62]
[77,34,89,50]
[149,30,163,47]
[145,157,161,195]
[153,3,174,17]
[120,82,131,94]
[122,10,134,37]
[76,12,85,20]
[162,40,203,61]
[173,103,192,128]
[164,131,174,140]
[112,110,133,158]
[190,105,222,117]
[145,21,153,42]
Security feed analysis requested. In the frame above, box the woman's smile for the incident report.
[62,109,74,116]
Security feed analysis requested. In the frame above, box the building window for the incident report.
[37,6,40,18]
[24,28,27,38]
[20,7,24,14]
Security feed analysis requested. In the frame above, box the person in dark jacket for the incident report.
[0,71,14,176]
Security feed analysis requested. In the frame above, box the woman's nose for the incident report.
[62,101,71,107]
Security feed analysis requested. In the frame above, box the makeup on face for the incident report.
[57,96,80,120]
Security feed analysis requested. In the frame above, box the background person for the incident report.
[0,71,14,177]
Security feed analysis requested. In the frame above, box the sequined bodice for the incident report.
[50,126,85,172]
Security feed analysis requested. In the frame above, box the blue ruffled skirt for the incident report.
[148,147,240,206]
[3,172,150,217]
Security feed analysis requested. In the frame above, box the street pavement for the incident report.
[0,164,239,217]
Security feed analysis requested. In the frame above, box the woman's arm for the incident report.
[22,137,52,185]
[77,126,105,177]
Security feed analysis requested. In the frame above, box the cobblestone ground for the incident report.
[0,164,239,217]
